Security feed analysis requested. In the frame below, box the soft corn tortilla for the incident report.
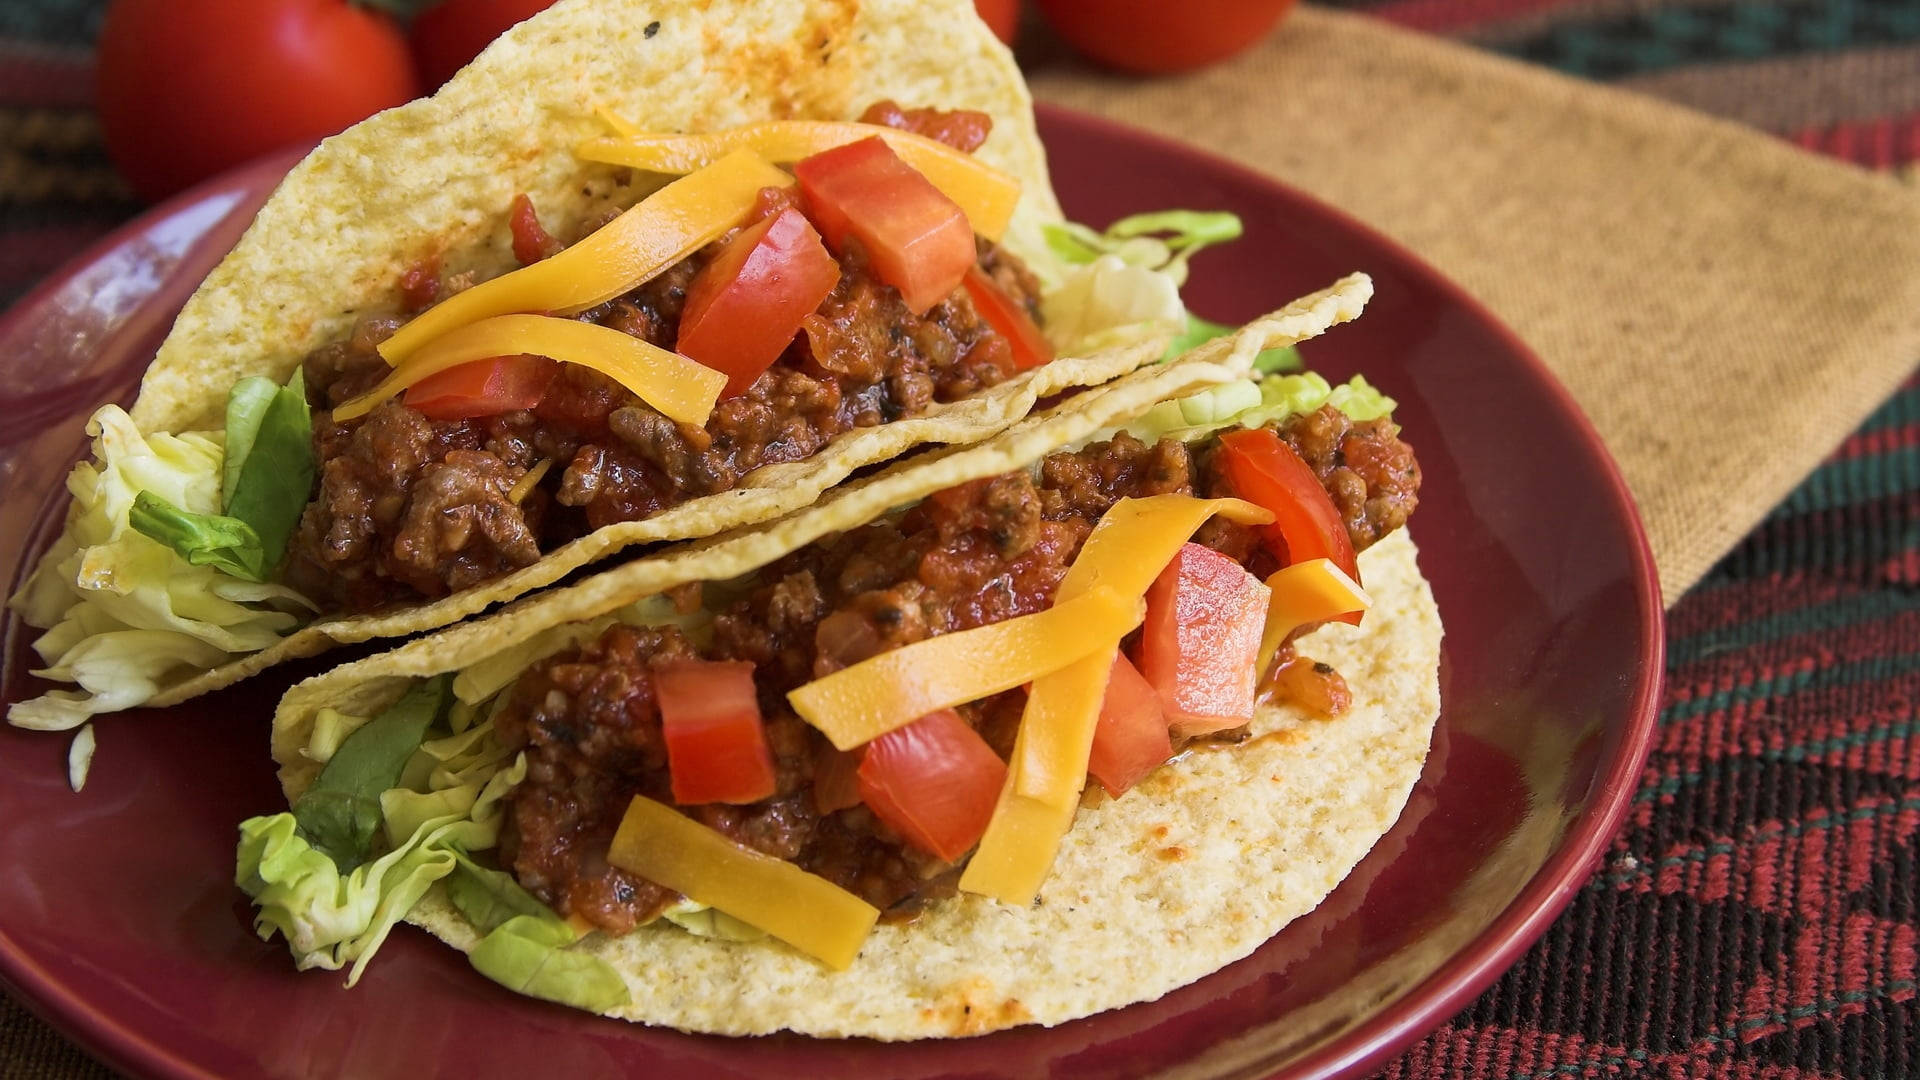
[108,0,1171,708]
[266,277,1442,1038]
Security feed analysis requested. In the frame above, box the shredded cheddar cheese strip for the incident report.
[576,122,1021,240]
[788,585,1143,751]
[1012,495,1272,807]
[962,495,1274,905]
[1256,558,1372,672]
[334,315,726,425]
[606,794,878,969]
[379,148,794,364]
[957,724,1078,908]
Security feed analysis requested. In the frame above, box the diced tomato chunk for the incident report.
[812,743,864,815]
[508,192,562,265]
[962,264,1052,371]
[1086,652,1173,797]
[1215,427,1363,625]
[1138,543,1272,738]
[677,206,841,398]
[653,659,777,805]
[794,136,975,315]
[857,709,1006,862]
[403,354,559,420]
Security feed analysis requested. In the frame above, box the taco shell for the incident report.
[24,0,1248,721]
[265,276,1440,1037]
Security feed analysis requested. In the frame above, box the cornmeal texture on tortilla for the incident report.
[99,0,1199,707]
[265,275,1440,1038]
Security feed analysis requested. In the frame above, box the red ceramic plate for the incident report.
[0,106,1662,1079]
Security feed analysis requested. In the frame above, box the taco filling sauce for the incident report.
[492,409,1419,935]
[288,104,1045,614]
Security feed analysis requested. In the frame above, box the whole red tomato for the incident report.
[95,0,419,203]
[1036,0,1297,75]
[410,0,559,90]
[973,0,1019,46]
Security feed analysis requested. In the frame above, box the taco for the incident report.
[237,297,1441,1039]
[9,0,1256,736]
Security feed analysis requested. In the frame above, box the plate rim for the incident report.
[1031,103,1664,1079]
[0,106,1666,1080]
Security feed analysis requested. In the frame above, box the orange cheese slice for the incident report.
[333,314,725,426]
[577,122,1020,240]
[607,794,878,969]
[379,148,793,365]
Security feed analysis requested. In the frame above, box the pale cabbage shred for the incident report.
[1001,211,1186,357]
[7,406,313,732]
[241,594,752,985]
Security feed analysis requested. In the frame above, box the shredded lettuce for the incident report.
[468,915,631,1012]
[7,406,313,731]
[445,852,558,934]
[1041,254,1185,356]
[1043,210,1242,288]
[662,899,768,942]
[238,811,459,986]
[67,724,96,793]
[1035,210,1265,359]
[239,717,529,986]
[1167,312,1303,372]
[221,377,280,507]
[128,492,270,581]
[451,594,706,705]
[1120,371,1399,444]
[221,370,314,567]
[293,677,450,871]
[131,371,313,582]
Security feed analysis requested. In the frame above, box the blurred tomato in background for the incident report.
[973,0,1019,45]
[1036,0,1296,74]
[411,0,558,89]
[92,0,1289,204]
[96,0,419,202]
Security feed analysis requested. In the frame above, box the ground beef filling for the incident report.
[494,421,1420,934]
[287,111,1042,615]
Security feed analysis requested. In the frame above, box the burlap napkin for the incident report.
[1027,6,1920,606]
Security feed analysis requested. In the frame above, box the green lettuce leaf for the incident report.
[445,852,559,935]
[236,812,458,986]
[128,491,269,582]
[468,915,631,1013]
[8,405,311,730]
[1120,371,1399,444]
[221,377,279,508]
[222,371,313,567]
[293,677,451,871]
[1163,312,1303,372]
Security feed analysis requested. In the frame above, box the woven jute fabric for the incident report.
[1027,5,1920,606]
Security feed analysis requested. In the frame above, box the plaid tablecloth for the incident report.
[1,1,1916,1077]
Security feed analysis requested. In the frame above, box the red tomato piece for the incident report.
[95,0,420,203]
[410,0,560,90]
[1138,543,1271,739]
[1086,653,1172,797]
[508,192,562,265]
[653,659,777,806]
[1215,427,1363,625]
[1036,0,1296,75]
[812,744,865,815]
[403,355,559,420]
[962,265,1053,371]
[677,207,841,398]
[794,137,975,316]
[857,709,1007,862]
[973,0,1020,45]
